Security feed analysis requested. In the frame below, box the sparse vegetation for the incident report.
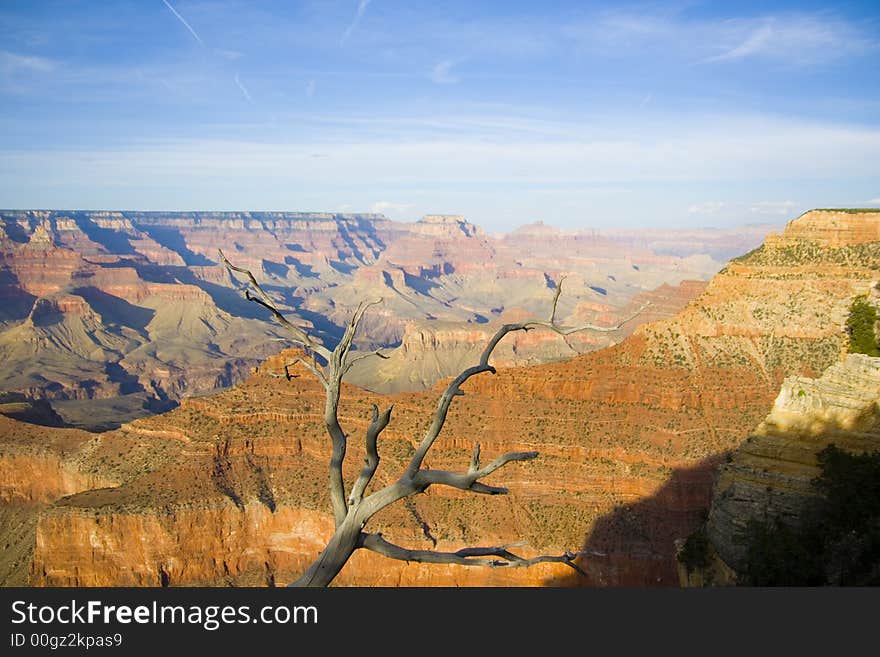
[812,208,880,214]
[733,239,880,270]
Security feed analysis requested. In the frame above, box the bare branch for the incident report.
[324,387,348,527]
[468,443,481,475]
[348,404,393,506]
[319,298,384,527]
[359,533,586,576]
[548,301,651,336]
[549,275,567,325]
[218,249,332,362]
[479,450,539,477]
[284,358,329,390]
[278,271,650,586]
[332,298,383,373]
[402,299,650,478]
[412,451,539,496]
[341,347,389,376]
[403,319,540,476]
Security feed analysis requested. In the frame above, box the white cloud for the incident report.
[0,50,55,74]
[370,200,414,215]
[2,115,877,208]
[867,198,880,205]
[431,60,459,84]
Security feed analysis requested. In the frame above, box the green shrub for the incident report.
[846,296,879,356]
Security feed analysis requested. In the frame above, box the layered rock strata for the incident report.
[0,209,769,426]
[2,209,877,587]
[683,353,880,585]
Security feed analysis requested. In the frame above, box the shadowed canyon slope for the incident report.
[1,209,877,586]
[678,351,880,586]
[0,210,771,427]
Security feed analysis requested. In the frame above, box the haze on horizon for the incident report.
[1,0,879,233]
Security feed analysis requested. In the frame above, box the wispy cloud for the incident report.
[688,201,726,215]
[305,79,316,98]
[689,199,798,218]
[161,0,205,47]
[370,200,413,214]
[8,115,877,188]
[748,200,797,215]
[341,0,371,45]
[216,49,243,61]
[233,74,253,103]
[574,9,877,67]
[867,198,880,205]
[0,50,55,74]
[431,59,459,84]
[704,15,873,64]
[707,22,775,62]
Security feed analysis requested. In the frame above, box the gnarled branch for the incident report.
[359,533,586,576]
[341,347,389,376]
[284,357,329,389]
[219,249,333,362]
[331,298,383,373]
[348,404,393,506]
[402,281,648,479]
[220,252,388,528]
[411,450,539,496]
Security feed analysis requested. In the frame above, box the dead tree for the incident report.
[221,250,646,587]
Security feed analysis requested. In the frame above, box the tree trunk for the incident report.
[290,514,362,587]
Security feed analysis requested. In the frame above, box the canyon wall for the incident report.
[2,209,876,587]
[679,353,880,585]
[0,210,770,427]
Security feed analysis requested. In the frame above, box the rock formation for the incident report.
[0,209,757,428]
[0,209,875,587]
[679,352,880,585]
[346,280,708,393]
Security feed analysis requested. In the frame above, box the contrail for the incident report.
[234,74,253,103]
[341,0,371,44]
[161,0,205,46]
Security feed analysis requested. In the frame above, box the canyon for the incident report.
[0,210,770,428]
[1,209,877,587]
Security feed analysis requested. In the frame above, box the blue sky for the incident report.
[1,0,879,232]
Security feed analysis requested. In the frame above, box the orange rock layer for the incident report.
[2,209,877,587]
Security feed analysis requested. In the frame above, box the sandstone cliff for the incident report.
[679,352,880,585]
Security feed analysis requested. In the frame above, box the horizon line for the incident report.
[0,207,811,234]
